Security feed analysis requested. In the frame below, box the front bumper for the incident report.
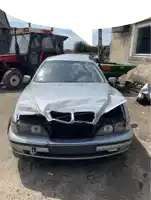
[8,127,133,160]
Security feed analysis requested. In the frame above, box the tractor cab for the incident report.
[0,27,68,89]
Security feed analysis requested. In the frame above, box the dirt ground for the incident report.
[0,88,150,200]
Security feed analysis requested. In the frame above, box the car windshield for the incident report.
[9,34,30,54]
[33,60,105,83]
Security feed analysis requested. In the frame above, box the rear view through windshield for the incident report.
[34,60,105,83]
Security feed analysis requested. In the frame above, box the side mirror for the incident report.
[108,77,117,85]
[94,58,100,64]
[23,75,31,84]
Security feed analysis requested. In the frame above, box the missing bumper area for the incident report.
[17,104,126,140]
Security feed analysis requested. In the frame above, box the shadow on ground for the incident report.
[0,84,26,94]
[115,86,139,98]
[18,136,150,200]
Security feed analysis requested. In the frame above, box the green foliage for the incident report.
[74,41,97,54]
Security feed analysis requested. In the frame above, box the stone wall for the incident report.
[119,64,151,84]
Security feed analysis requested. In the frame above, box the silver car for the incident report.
[8,54,133,160]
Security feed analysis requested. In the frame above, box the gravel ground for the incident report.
[0,88,150,200]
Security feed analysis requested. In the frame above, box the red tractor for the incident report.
[0,27,68,89]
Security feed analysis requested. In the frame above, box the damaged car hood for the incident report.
[14,83,127,124]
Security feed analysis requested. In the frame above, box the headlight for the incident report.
[96,124,114,135]
[11,121,48,136]
[96,122,130,136]
[114,122,130,133]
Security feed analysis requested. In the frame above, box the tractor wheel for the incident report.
[2,69,23,90]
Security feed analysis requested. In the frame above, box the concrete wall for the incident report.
[110,18,151,64]
[109,29,132,64]
[110,20,151,84]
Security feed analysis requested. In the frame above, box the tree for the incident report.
[73,41,110,62]
[74,41,97,54]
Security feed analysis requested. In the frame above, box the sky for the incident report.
[92,28,112,46]
[7,14,112,50]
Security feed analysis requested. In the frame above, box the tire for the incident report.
[2,69,23,90]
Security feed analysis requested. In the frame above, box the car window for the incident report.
[9,34,30,54]
[31,38,41,49]
[42,37,54,50]
[33,60,105,83]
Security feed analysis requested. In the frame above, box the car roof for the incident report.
[45,54,94,62]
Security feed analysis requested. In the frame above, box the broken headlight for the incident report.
[96,122,130,136]
[11,121,48,136]
[114,121,130,133]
